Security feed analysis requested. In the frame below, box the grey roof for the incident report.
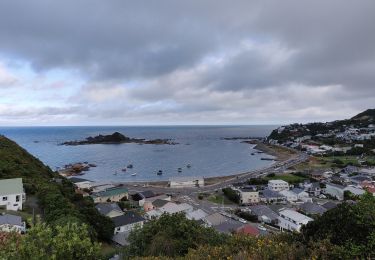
[326,183,346,190]
[204,213,228,226]
[0,178,23,196]
[299,202,327,215]
[69,177,90,183]
[152,199,169,208]
[112,211,145,227]
[112,231,130,246]
[248,205,279,221]
[291,188,306,194]
[140,190,156,198]
[95,203,122,216]
[310,182,321,189]
[322,201,339,210]
[0,214,23,226]
[259,189,284,198]
[350,175,371,182]
[214,221,243,234]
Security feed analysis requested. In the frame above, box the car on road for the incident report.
[238,218,247,224]
[258,225,267,231]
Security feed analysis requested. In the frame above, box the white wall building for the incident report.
[169,176,204,188]
[279,190,298,202]
[268,180,289,192]
[113,211,145,234]
[278,209,313,232]
[0,178,26,211]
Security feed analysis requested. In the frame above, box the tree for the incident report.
[0,223,101,260]
[124,213,228,258]
[301,193,375,258]
[222,187,240,204]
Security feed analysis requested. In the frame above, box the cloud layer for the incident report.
[0,0,374,125]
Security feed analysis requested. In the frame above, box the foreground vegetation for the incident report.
[0,135,114,256]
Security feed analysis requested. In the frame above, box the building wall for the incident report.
[240,191,259,204]
[268,182,289,191]
[278,216,302,232]
[0,193,24,211]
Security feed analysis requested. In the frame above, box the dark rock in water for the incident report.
[61,132,178,146]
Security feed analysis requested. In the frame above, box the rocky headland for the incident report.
[61,132,177,146]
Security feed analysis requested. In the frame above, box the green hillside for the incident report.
[0,135,114,241]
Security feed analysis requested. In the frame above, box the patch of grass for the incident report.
[100,243,118,259]
[207,194,234,205]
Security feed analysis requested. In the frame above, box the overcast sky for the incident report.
[0,1,374,126]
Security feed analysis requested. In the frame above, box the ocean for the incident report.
[0,125,277,182]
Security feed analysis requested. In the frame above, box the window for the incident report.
[16,195,20,202]
[2,197,7,201]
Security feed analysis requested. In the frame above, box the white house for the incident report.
[279,190,298,202]
[291,188,312,202]
[278,209,313,232]
[0,214,26,233]
[234,187,259,204]
[324,183,346,200]
[268,180,289,192]
[169,176,204,188]
[112,211,145,234]
[0,178,26,211]
[69,177,93,189]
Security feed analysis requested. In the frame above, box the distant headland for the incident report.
[61,132,178,145]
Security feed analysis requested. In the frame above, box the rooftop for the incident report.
[279,209,313,223]
[112,211,144,227]
[268,179,288,185]
[0,178,24,196]
[0,214,23,226]
[95,203,122,215]
[91,187,128,198]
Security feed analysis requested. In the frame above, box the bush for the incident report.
[222,188,240,204]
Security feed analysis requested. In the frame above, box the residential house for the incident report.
[112,211,145,234]
[268,180,289,191]
[279,190,298,203]
[91,187,128,203]
[0,178,26,211]
[344,185,366,196]
[142,194,171,211]
[321,201,339,211]
[259,189,286,204]
[247,205,279,225]
[235,187,259,204]
[350,175,372,185]
[203,213,228,227]
[324,183,346,200]
[278,209,313,232]
[186,209,208,221]
[69,177,93,189]
[214,221,244,234]
[0,214,26,233]
[298,202,327,216]
[236,224,261,237]
[307,182,322,197]
[291,188,312,202]
[95,203,123,218]
[145,202,193,220]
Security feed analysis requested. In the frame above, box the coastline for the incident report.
[108,140,296,187]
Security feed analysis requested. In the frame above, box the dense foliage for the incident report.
[123,213,228,258]
[0,135,114,241]
[222,187,240,204]
[0,223,101,259]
